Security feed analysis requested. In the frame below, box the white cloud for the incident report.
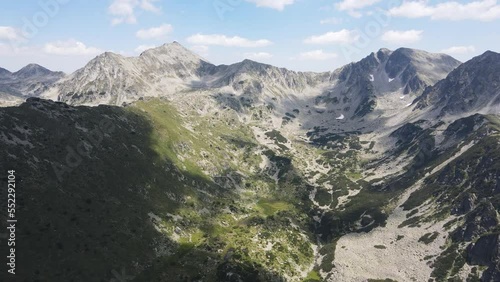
[387,1,434,18]
[335,0,380,17]
[320,18,343,24]
[336,0,381,11]
[109,0,138,24]
[0,26,24,42]
[134,44,156,53]
[296,50,338,60]
[381,30,423,44]
[304,29,359,44]
[140,0,161,13]
[108,0,161,25]
[186,34,272,48]
[245,0,295,10]
[43,39,102,56]
[0,43,37,56]
[189,45,209,57]
[0,43,18,55]
[136,24,173,40]
[440,45,476,55]
[244,52,273,60]
[388,0,500,21]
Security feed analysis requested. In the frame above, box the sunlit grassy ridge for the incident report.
[125,99,317,280]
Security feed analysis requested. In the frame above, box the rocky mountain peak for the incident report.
[480,50,498,57]
[375,48,392,62]
[91,52,127,65]
[466,50,500,65]
[0,64,64,100]
[13,64,59,79]
[0,67,12,78]
[234,59,273,72]
[378,47,391,54]
[139,41,208,64]
[415,50,500,116]
[384,47,461,94]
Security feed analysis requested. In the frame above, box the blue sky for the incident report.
[0,0,499,73]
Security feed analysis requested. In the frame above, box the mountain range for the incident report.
[0,42,499,282]
[0,64,64,106]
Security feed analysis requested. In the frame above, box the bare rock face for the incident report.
[451,201,499,243]
[451,193,477,215]
[385,47,461,94]
[466,234,500,281]
[303,47,460,122]
[483,262,500,282]
[415,51,500,117]
[466,233,498,265]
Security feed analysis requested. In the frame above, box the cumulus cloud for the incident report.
[43,39,102,56]
[304,29,359,44]
[245,0,295,10]
[295,50,338,60]
[388,0,500,21]
[136,24,173,40]
[189,45,209,57]
[440,45,476,55]
[244,52,273,60]
[140,0,161,13]
[108,0,161,25]
[186,34,272,48]
[0,43,33,56]
[335,0,381,17]
[381,30,423,44]
[336,0,381,11]
[0,26,24,42]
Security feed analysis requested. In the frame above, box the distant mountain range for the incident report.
[39,43,461,117]
[0,64,64,106]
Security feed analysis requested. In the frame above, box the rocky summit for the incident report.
[0,64,64,107]
[0,42,499,282]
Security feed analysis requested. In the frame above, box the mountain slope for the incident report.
[415,51,500,118]
[385,48,461,94]
[315,47,461,121]
[0,66,11,79]
[45,42,215,105]
[0,64,65,106]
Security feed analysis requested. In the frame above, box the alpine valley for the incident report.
[1,42,499,282]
